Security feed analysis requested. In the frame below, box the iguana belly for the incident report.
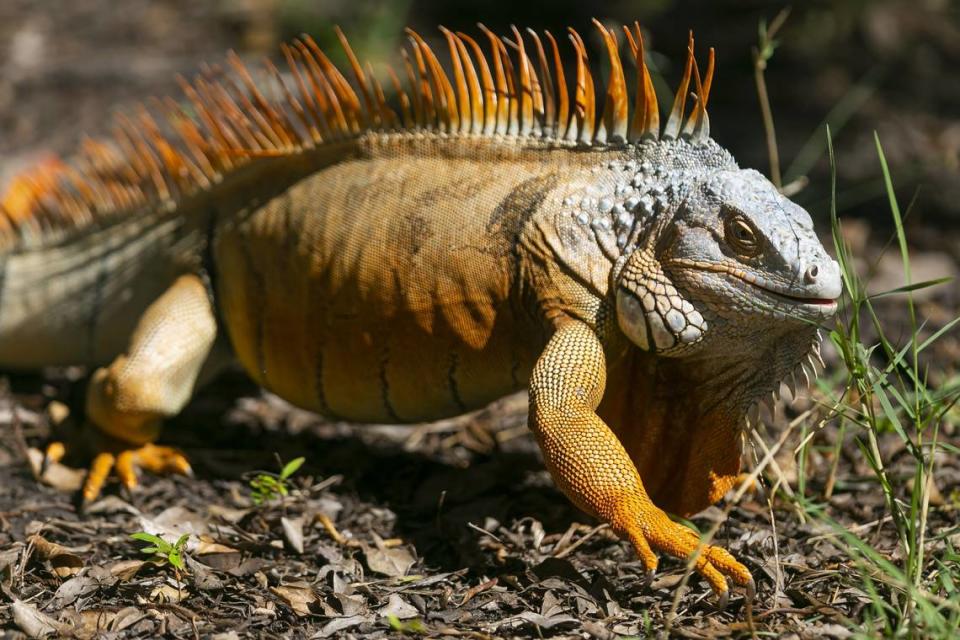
[214,155,551,423]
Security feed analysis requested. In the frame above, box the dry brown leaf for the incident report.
[315,614,366,637]
[73,608,145,639]
[511,610,579,630]
[281,516,304,554]
[81,495,141,516]
[108,559,147,581]
[26,448,85,492]
[51,575,99,609]
[206,504,251,523]
[187,556,224,591]
[11,599,65,638]
[378,593,419,620]
[270,584,318,616]
[149,580,189,603]
[363,534,415,578]
[194,537,238,555]
[27,534,85,578]
[0,546,21,573]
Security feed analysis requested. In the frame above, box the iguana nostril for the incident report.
[804,264,819,283]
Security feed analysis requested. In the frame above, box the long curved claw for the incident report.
[136,444,193,478]
[116,444,193,491]
[716,588,729,611]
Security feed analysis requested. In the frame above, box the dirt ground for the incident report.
[0,1,958,638]
[1,364,956,640]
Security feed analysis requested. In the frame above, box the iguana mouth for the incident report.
[735,277,839,317]
[668,259,838,311]
[748,283,838,308]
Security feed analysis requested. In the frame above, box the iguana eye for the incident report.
[725,215,761,257]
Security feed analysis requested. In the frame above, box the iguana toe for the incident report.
[41,441,66,476]
[123,443,193,479]
[628,510,753,602]
[76,442,192,505]
[83,452,116,505]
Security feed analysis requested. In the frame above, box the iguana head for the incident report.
[663,168,841,323]
[612,140,841,410]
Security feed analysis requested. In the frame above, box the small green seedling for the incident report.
[249,456,305,505]
[386,614,427,635]
[130,532,189,571]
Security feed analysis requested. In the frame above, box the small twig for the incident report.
[552,522,582,554]
[309,474,343,493]
[750,430,797,500]
[552,523,609,559]
[149,602,200,624]
[752,7,791,190]
[466,521,503,544]
[766,493,784,615]
[314,512,347,545]
[459,577,498,606]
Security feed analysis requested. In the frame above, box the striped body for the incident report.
[0,212,204,368]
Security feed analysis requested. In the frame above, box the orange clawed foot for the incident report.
[44,440,192,506]
[624,509,755,608]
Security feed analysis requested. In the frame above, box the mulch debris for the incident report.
[0,333,957,639]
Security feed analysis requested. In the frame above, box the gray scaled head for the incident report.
[615,146,842,362]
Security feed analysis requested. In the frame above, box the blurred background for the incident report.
[0,0,957,236]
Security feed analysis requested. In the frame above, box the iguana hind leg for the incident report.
[46,274,218,503]
[529,320,752,602]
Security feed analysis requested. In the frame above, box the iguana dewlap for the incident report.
[0,20,842,603]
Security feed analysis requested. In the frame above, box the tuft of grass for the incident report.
[787,126,960,638]
[130,531,190,571]
[750,13,959,634]
[249,455,306,505]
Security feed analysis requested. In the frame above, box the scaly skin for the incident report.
[0,23,844,604]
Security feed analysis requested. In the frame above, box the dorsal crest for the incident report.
[0,20,716,249]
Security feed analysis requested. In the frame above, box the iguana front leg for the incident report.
[529,320,753,602]
[47,274,218,503]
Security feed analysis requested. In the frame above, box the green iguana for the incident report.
[0,19,841,604]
